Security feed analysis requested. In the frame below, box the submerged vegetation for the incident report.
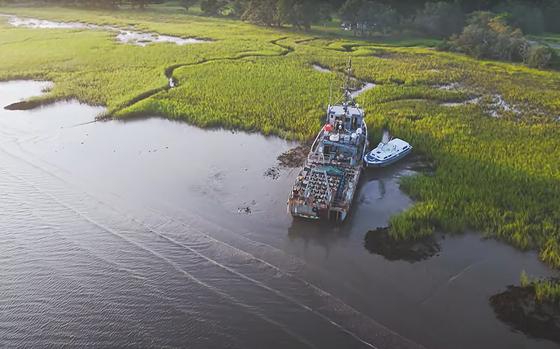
[0,2,559,268]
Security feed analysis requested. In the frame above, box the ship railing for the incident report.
[361,121,369,158]
[309,129,324,155]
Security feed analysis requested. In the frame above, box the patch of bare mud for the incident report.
[490,282,560,344]
[364,227,441,263]
[277,144,310,168]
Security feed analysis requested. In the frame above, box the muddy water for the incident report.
[5,16,209,46]
[0,81,558,349]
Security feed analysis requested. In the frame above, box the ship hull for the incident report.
[288,126,367,222]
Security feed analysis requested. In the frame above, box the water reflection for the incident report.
[288,219,349,258]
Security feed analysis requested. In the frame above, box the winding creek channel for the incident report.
[1,80,559,348]
[4,15,210,46]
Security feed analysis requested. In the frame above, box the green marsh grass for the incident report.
[520,271,560,303]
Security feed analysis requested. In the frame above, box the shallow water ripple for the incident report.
[0,145,419,348]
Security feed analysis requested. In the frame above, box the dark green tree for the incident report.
[339,0,365,35]
[542,0,560,33]
[361,1,398,35]
[200,0,228,16]
[494,1,544,34]
[414,1,465,38]
[241,0,278,26]
[340,0,398,36]
[180,0,197,13]
[277,0,325,30]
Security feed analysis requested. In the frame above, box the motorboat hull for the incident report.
[364,146,412,168]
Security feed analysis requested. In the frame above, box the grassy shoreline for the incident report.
[0,5,559,269]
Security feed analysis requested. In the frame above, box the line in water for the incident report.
[0,165,316,349]
[0,141,423,349]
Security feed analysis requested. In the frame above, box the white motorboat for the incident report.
[364,138,412,167]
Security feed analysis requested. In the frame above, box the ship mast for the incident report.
[343,57,354,105]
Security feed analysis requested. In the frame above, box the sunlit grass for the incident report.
[520,271,560,303]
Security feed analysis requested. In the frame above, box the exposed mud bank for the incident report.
[364,227,441,263]
[4,99,45,110]
[490,283,560,344]
[277,144,310,168]
[2,80,53,110]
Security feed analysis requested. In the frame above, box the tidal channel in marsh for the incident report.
[0,81,558,349]
[4,15,209,46]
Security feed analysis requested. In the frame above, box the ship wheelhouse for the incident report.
[326,104,364,132]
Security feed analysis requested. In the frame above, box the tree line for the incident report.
[184,0,560,36]
[21,1,560,35]
[12,0,560,67]
[22,0,163,9]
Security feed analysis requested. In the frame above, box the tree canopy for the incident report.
[25,0,560,35]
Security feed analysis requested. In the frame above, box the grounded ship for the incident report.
[287,62,368,221]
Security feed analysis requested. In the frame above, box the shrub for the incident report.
[435,39,453,51]
[449,12,529,62]
[524,45,557,69]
